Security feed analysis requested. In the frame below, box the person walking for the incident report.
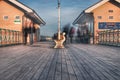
[69,27,75,43]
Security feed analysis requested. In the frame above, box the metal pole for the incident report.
[54,0,65,48]
[58,0,61,40]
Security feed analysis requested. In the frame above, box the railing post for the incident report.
[117,29,119,45]
[15,31,17,44]
[101,31,103,44]
[115,30,117,45]
[0,28,22,46]
[109,30,110,45]
[8,30,10,44]
[105,31,107,45]
[118,29,120,46]
[12,31,14,44]
[17,31,19,44]
[97,29,120,47]
[112,30,114,45]
[0,28,1,46]
[103,31,105,44]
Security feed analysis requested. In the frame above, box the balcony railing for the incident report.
[0,28,22,46]
[98,29,120,46]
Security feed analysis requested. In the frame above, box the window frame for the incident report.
[97,16,102,19]
[3,15,8,20]
[15,15,20,20]
[108,10,113,13]
[109,16,114,19]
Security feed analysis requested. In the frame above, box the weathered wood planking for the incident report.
[0,42,120,80]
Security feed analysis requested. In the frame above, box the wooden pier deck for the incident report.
[0,42,120,80]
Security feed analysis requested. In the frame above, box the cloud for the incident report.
[19,0,99,36]
[38,6,83,36]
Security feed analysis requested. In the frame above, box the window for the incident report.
[108,10,113,13]
[15,16,20,19]
[109,16,113,19]
[3,16,8,20]
[98,16,102,19]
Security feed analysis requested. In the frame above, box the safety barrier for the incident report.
[98,29,120,46]
[0,28,22,46]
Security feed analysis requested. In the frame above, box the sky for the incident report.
[19,0,99,36]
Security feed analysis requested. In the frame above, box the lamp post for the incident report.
[54,0,65,48]
[58,0,61,40]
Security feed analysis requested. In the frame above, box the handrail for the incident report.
[0,28,22,46]
[98,29,120,46]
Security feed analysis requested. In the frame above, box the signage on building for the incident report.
[99,22,120,29]
[14,19,21,24]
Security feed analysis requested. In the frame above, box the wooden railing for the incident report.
[98,29,120,46]
[0,28,22,46]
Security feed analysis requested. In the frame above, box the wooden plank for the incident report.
[54,49,62,80]
[0,47,36,79]
[71,47,105,80]
[16,50,47,80]
[72,44,120,80]
[2,48,44,80]
[68,47,93,80]
[0,42,120,80]
[61,49,70,80]
[46,49,59,80]
[64,48,78,80]
[31,48,54,80]
[67,49,84,80]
